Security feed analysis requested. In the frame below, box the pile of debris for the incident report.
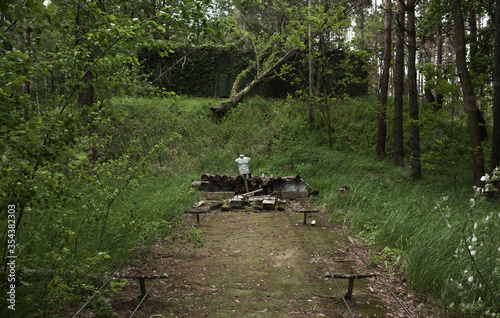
[191,173,310,200]
[223,190,284,211]
[190,189,284,212]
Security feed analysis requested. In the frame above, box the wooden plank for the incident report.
[240,188,263,197]
[202,191,235,200]
[290,210,319,213]
[325,273,378,279]
[112,274,169,279]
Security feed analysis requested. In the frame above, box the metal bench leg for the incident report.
[139,278,147,299]
[345,277,355,300]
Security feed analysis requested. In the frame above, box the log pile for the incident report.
[194,173,305,197]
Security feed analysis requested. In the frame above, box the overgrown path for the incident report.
[112,210,437,317]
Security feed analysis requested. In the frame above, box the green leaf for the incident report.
[47,3,58,15]
[75,152,89,164]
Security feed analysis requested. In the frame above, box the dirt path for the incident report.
[112,210,439,317]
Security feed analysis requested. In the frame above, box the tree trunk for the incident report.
[422,37,435,105]
[492,0,500,182]
[450,0,485,187]
[436,25,444,108]
[308,0,314,125]
[393,0,405,167]
[376,0,392,159]
[315,35,324,96]
[231,61,256,96]
[324,94,333,150]
[210,51,295,118]
[468,6,478,75]
[408,0,420,179]
[23,25,30,121]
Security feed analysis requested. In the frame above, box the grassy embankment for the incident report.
[108,95,499,316]
[9,95,488,317]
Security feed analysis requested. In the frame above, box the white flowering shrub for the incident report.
[436,168,500,316]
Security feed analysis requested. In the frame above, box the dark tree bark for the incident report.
[308,0,315,126]
[315,35,324,96]
[422,36,435,105]
[23,25,30,121]
[408,0,420,179]
[467,4,488,142]
[423,74,435,105]
[492,0,500,178]
[450,0,485,187]
[436,25,444,108]
[393,0,405,167]
[376,0,392,159]
[468,6,478,75]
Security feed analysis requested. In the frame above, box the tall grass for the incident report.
[103,95,498,316]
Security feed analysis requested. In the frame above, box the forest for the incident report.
[0,0,499,317]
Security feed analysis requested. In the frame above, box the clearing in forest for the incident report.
[112,209,438,317]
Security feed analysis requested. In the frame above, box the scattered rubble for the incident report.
[191,173,315,212]
[193,173,310,197]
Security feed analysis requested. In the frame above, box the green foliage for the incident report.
[1,87,495,316]
[436,169,500,316]
[1,0,224,315]
[144,46,252,97]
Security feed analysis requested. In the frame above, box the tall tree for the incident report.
[308,0,315,125]
[376,0,392,158]
[393,0,405,167]
[450,0,485,186]
[408,0,420,179]
[23,22,30,121]
[211,0,350,118]
[435,24,444,107]
[492,0,500,179]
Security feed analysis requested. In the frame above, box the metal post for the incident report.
[345,277,355,300]
[243,175,249,193]
[139,278,147,299]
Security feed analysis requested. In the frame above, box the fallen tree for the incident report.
[210,50,296,118]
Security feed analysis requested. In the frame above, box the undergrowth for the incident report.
[89,95,500,316]
[104,95,498,315]
[3,95,496,317]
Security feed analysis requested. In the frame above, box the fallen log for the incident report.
[210,50,297,119]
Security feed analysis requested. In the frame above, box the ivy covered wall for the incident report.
[141,47,368,98]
